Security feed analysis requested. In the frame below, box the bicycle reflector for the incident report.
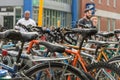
[2,50,8,56]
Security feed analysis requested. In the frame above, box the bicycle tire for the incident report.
[25,62,93,80]
[107,55,120,64]
[87,62,120,80]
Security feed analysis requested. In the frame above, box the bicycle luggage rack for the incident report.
[29,55,72,62]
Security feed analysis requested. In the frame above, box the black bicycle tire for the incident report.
[25,62,93,80]
[107,55,120,63]
[87,62,120,79]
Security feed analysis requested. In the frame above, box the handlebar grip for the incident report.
[79,24,88,28]
[0,32,5,39]
[114,29,120,34]
[64,31,77,45]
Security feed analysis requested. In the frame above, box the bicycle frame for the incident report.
[0,61,20,77]
[25,36,120,80]
[96,47,108,61]
[27,40,89,72]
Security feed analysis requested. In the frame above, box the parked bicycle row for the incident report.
[0,24,120,80]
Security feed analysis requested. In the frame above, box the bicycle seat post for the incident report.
[79,37,86,50]
[16,42,25,63]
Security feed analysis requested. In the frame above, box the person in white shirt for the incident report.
[15,10,36,32]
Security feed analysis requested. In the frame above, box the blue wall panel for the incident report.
[72,0,78,28]
[23,0,33,18]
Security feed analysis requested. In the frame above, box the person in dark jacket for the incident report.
[78,8,95,28]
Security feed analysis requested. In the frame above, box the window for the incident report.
[33,7,39,23]
[107,18,110,31]
[43,9,50,27]
[61,12,64,27]
[46,10,50,27]
[15,7,22,23]
[113,0,116,8]
[90,0,94,2]
[98,0,102,4]
[111,19,115,31]
[43,9,67,27]
[97,16,101,31]
[67,0,72,4]
[57,11,60,25]
[107,0,110,6]
[33,7,69,27]
[53,0,72,4]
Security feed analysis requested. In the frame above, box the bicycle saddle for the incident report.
[96,32,114,38]
[0,30,38,42]
[39,41,65,53]
[114,29,120,34]
[69,28,98,36]
[108,55,120,63]
[88,40,109,47]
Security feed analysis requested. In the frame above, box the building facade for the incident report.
[0,0,23,29]
[33,0,72,27]
[0,0,78,29]
[79,0,120,31]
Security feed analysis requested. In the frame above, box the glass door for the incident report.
[4,16,13,29]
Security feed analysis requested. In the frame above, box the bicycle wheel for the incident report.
[87,62,120,80]
[25,62,93,80]
[1,56,13,67]
[107,55,120,64]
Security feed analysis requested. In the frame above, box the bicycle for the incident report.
[26,27,120,80]
[0,29,93,80]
